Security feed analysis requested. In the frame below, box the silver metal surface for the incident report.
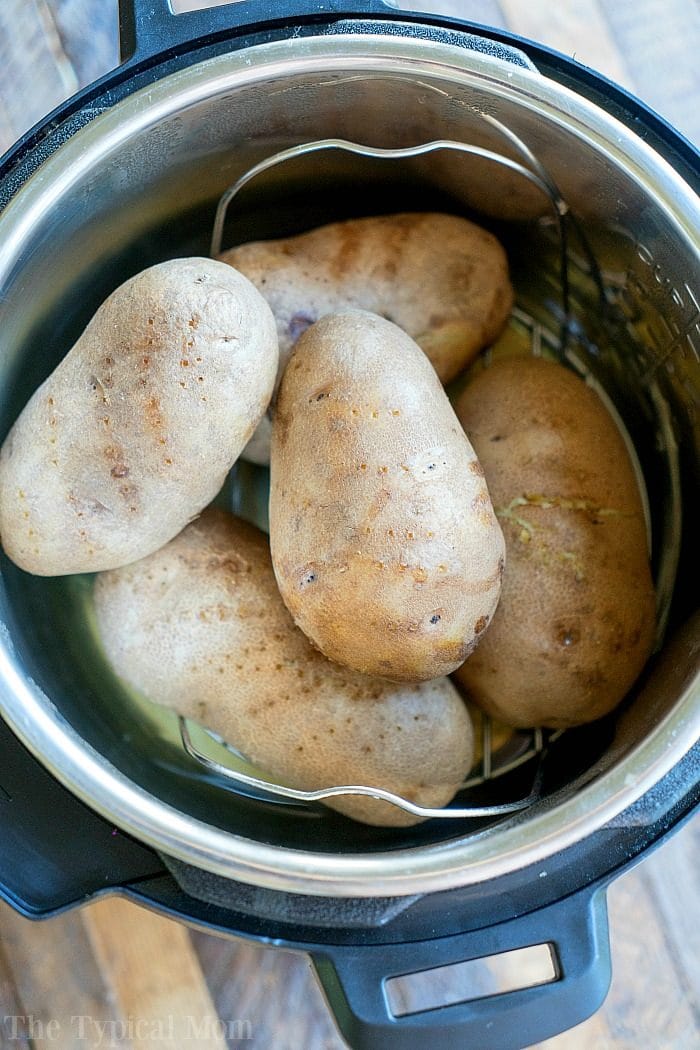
[0,30,698,897]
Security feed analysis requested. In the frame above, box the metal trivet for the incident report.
[171,114,663,822]
[178,714,556,819]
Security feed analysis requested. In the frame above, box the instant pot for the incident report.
[0,2,698,1047]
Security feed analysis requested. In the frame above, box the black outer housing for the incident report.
[0,3,698,1048]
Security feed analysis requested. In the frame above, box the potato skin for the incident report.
[93,509,474,827]
[0,258,278,575]
[453,356,656,728]
[220,212,513,464]
[269,311,506,682]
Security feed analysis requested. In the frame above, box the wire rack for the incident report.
[173,114,660,823]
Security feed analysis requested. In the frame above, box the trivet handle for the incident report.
[312,889,611,1050]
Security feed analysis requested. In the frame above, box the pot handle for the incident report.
[312,888,611,1050]
[118,0,400,63]
[0,714,165,916]
[117,1,537,71]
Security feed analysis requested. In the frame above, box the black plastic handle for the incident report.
[312,888,611,1050]
[117,0,537,70]
[0,714,165,916]
[118,0,399,63]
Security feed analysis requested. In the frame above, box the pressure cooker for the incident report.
[0,2,698,1048]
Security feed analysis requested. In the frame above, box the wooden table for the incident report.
[1,3,699,1048]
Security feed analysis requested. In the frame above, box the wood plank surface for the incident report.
[498,0,635,90]
[639,815,700,1008]
[0,903,130,1050]
[48,0,120,85]
[601,0,700,148]
[83,898,227,1049]
[0,937,30,1049]
[0,3,699,1050]
[190,936,342,1049]
[0,0,77,149]
[383,0,508,29]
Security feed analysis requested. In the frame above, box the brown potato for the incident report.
[0,258,278,575]
[453,355,656,728]
[269,310,506,682]
[93,509,474,827]
[220,212,513,464]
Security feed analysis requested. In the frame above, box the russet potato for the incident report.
[93,509,475,827]
[453,355,656,728]
[220,212,513,464]
[269,310,505,682]
[0,258,278,575]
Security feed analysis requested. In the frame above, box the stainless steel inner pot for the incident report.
[0,31,698,898]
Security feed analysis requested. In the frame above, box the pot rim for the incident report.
[0,31,698,898]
